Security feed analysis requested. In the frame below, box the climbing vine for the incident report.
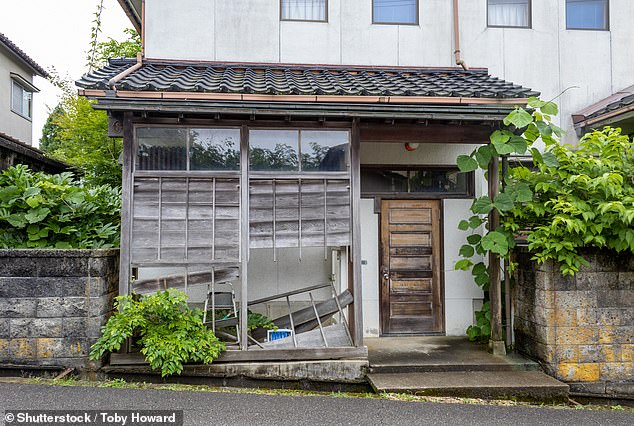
[455,98,634,340]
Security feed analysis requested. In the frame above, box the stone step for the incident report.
[367,371,569,402]
[369,357,542,374]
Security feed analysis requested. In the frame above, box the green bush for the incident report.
[0,165,121,248]
[505,127,634,275]
[90,289,225,377]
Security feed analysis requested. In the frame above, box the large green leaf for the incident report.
[24,207,51,224]
[534,120,552,137]
[490,130,511,144]
[471,197,494,215]
[0,186,21,204]
[475,145,493,169]
[455,259,473,271]
[541,101,558,116]
[480,231,509,255]
[492,141,515,155]
[503,108,533,129]
[508,136,528,154]
[467,234,482,245]
[6,214,27,228]
[458,220,470,231]
[527,97,546,109]
[542,151,560,167]
[510,183,533,203]
[494,192,514,212]
[457,155,478,172]
[469,216,484,229]
[459,245,475,258]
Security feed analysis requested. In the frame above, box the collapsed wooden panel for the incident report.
[249,179,351,249]
[131,177,240,264]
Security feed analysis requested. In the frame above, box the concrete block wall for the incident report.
[514,247,634,397]
[0,249,119,370]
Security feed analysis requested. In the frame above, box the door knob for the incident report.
[382,268,390,280]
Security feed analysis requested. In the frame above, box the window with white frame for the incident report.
[373,0,418,25]
[488,0,531,28]
[280,0,327,22]
[11,80,33,120]
[566,0,609,30]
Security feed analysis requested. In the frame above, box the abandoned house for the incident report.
[75,0,633,362]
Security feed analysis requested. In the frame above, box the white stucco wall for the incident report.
[0,45,35,144]
[144,0,634,147]
[359,143,485,337]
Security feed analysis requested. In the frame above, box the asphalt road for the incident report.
[1,383,633,426]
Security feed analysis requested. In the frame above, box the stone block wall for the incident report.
[0,249,119,370]
[514,247,634,397]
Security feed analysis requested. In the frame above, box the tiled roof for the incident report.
[573,85,634,124]
[587,94,634,120]
[77,59,538,99]
[0,33,49,78]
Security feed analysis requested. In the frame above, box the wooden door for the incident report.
[380,200,443,335]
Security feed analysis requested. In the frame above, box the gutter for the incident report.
[108,52,143,90]
[80,89,527,106]
[453,0,469,70]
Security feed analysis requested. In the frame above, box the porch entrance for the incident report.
[380,200,443,335]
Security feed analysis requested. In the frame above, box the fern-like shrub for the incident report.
[90,289,225,377]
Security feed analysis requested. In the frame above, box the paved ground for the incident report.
[1,383,633,426]
[366,336,538,371]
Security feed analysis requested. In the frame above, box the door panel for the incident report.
[380,200,443,335]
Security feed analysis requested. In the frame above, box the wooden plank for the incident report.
[119,112,134,296]
[359,122,492,144]
[390,302,433,317]
[391,279,432,293]
[390,232,431,247]
[240,124,249,350]
[351,119,363,346]
[390,256,432,270]
[488,155,505,353]
[132,268,239,293]
[389,208,432,224]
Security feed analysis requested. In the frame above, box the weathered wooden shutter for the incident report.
[249,178,351,249]
[131,176,240,263]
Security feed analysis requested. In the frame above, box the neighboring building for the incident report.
[76,0,633,358]
[0,33,68,173]
[0,32,48,145]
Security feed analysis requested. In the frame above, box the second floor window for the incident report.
[11,80,33,120]
[488,0,530,28]
[373,0,418,25]
[566,0,609,30]
[281,0,327,22]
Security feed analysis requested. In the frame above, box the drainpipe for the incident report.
[108,51,143,90]
[453,0,469,70]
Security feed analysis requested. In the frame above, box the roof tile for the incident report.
[77,59,539,100]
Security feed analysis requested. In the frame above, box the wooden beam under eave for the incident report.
[359,123,494,144]
[82,89,527,107]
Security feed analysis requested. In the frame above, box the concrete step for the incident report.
[369,356,541,374]
[367,371,569,403]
